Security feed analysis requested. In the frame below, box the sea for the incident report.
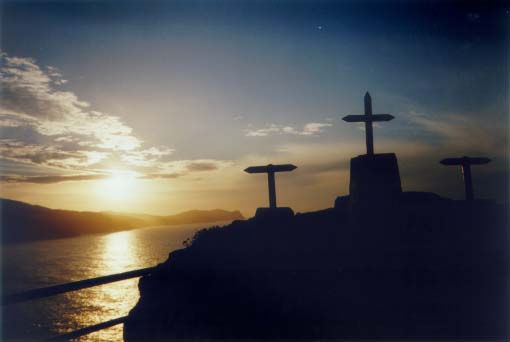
[2,221,230,341]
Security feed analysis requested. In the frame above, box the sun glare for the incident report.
[99,171,138,201]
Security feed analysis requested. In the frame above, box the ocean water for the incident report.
[2,222,228,341]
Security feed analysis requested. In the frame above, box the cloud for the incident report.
[186,161,222,171]
[0,139,109,169]
[300,123,333,135]
[245,122,332,137]
[0,52,141,151]
[0,52,180,178]
[121,147,175,167]
[139,172,182,180]
[54,136,75,142]
[245,124,281,137]
[160,159,232,173]
[139,159,232,179]
[105,159,233,183]
[406,109,505,155]
[0,173,109,184]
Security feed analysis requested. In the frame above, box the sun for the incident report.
[100,170,138,202]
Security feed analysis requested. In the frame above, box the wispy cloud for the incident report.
[245,122,332,137]
[0,139,109,169]
[137,159,232,179]
[0,173,109,184]
[406,109,505,155]
[120,147,175,167]
[0,158,231,184]
[0,53,142,151]
[139,172,182,180]
[159,159,232,174]
[245,124,281,137]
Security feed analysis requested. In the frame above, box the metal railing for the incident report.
[2,265,158,340]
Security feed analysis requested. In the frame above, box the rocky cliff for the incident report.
[124,192,507,340]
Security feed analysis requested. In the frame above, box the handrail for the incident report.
[46,316,128,341]
[2,266,157,305]
[4,265,158,340]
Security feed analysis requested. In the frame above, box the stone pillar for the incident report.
[349,153,402,208]
[254,207,294,221]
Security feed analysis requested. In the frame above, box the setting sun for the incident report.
[100,171,138,201]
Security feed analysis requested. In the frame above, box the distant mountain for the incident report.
[0,198,244,244]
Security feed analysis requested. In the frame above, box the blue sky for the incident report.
[0,0,508,215]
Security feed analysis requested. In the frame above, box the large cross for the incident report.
[244,164,297,208]
[440,156,491,201]
[342,92,394,155]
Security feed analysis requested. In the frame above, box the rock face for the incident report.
[124,195,507,340]
[349,153,402,207]
[254,207,294,221]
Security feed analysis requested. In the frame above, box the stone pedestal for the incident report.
[334,195,350,212]
[349,153,402,208]
[254,207,294,221]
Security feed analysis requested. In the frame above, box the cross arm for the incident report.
[440,157,491,166]
[244,164,297,173]
[270,164,297,172]
[244,166,269,173]
[440,158,463,166]
[466,157,491,165]
[342,114,394,122]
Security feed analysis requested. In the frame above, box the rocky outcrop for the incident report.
[124,195,507,340]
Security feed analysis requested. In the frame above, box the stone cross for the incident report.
[343,92,394,155]
[440,156,491,201]
[244,164,297,208]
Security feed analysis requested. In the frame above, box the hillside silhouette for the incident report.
[0,198,244,243]
[124,192,507,340]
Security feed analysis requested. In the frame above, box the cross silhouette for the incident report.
[244,164,297,208]
[440,156,491,201]
[342,92,394,155]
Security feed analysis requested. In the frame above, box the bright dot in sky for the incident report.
[317,25,323,30]
[100,170,138,202]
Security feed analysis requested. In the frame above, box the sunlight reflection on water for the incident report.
[2,222,227,341]
[60,231,139,341]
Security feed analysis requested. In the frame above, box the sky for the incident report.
[0,0,508,216]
